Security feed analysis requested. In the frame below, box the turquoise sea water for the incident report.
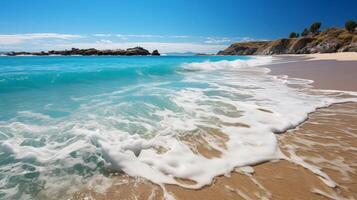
[1,55,354,200]
[0,55,248,199]
[0,56,245,120]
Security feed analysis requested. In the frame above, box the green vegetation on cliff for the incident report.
[218,22,357,55]
[345,20,357,33]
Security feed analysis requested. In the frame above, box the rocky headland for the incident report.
[218,28,357,55]
[5,47,160,56]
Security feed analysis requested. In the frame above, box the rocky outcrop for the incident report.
[124,47,150,56]
[218,28,357,55]
[151,50,160,56]
[217,41,269,55]
[6,47,158,56]
[339,42,357,52]
[315,39,342,53]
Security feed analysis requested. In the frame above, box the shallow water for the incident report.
[0,55,355,199]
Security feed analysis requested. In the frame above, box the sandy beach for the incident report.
[70,53,357,200]
[271,52,357,91]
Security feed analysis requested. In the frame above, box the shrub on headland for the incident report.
[289,32,299,38]
[219,19,357,55]
[301,28,309,37]
[345,20,357,33]
[310,22,322,34]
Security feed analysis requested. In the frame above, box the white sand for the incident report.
[307,52,357,61]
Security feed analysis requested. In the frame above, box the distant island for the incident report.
[4,47,160,56]
[218,21,357,55]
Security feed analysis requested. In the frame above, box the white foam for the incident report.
[89,57,357,190]
[182,56,273,71]
[1,56,357,199]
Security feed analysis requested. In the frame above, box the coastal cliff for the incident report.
[5,47,160,56]
[218,28,357,55]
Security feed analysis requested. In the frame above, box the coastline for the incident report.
[2,1,357,199]
[70,53,357,200]
[270,52,357,91]
[72,103,357,200]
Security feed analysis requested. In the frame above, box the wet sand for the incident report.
[71,53,357,200]
[72,103,357,200]
[270,53,357,91]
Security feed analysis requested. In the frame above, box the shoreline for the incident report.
[72,103,357,200]
[70,53,357,200]
[269,52,357,91]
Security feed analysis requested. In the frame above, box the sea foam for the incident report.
[0,56,356,199]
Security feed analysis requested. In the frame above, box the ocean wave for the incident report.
[0,56,356,199]
[181,56,273,71]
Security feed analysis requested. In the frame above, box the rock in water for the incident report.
[5,46,153,56]
[125,47,151,56]
[151,50,160,56]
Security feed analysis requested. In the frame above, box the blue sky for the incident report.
[0,0,356,53]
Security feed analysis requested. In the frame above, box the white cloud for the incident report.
[49,42,226,53]
[96,40,113,44]
[0,33,238,53]
[232,36,268,42]
[96,39,113,44]
[116,34,129,40]
[92,34,112,37]
[94,34,191,39]
[170,35,190,38]
[126,34,163,38]
[115,34,191,40]
[237,37,255,42]
[0,33,83,44]
[204,37,231,44]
